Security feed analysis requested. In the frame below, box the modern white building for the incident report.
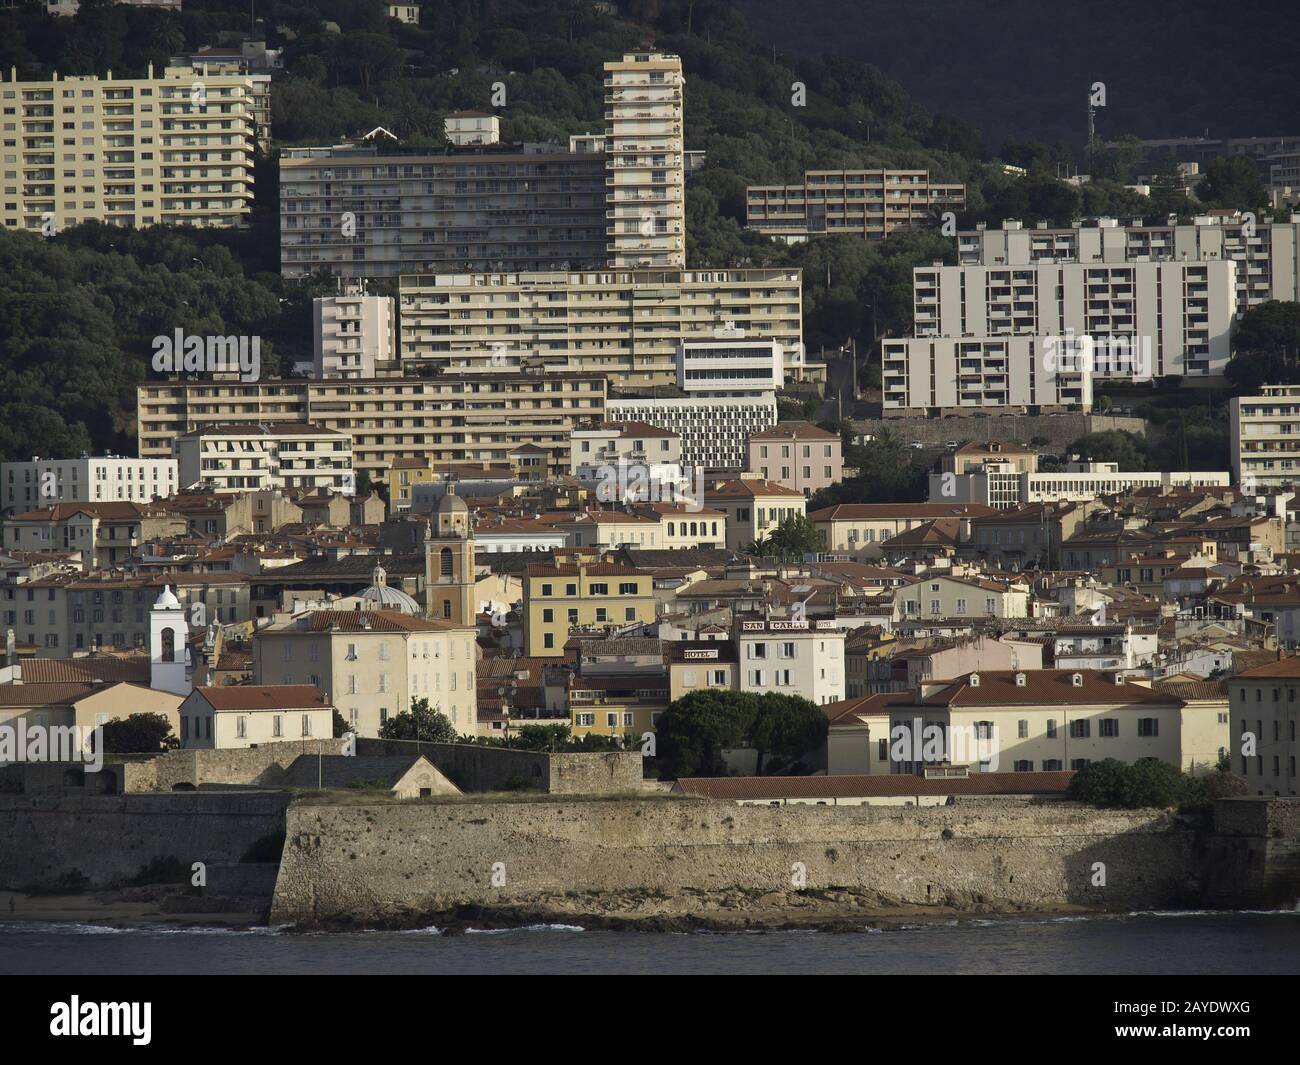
[958,214,1300,316]
[929,461,1232,508]
[569,421,684,491]
[2,456,178,515]
[883,335,1092,414]
[911,258,1237,380]
[606,393,778,471]
[313,291,397,378]
[676,331,784,394]
[175,423,354,493]
[735,615,845,706]
[1230,385,1300,489]
[604,52,685,269]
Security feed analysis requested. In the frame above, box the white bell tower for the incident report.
[150,585,190,695]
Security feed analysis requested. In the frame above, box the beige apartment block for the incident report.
[175,422,354,494]
[604,52,685,268]
[136,371,608,484]
[254,608,479,738]
[1,64,258,232]
[1230,657,1300,797]
[397,267,803,390]
[746,169,965,242]
[1230,385,1300,489]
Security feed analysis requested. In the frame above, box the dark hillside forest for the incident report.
[0,0,1288,460]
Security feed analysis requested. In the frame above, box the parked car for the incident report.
[909,441,924,449]
[945,440,958,449]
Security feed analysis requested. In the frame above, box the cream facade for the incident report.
[1230,385,1300,489]
[175,423,353,494]
[1230,659,1300,797]
[705,479,806,551]
[746,169,965,243]
[1,64,259,231]
[254,609,479,738]
[313,293,397,378]
[604,53,685,268]
[136,371,608,484]
[887,670,1229,775]
[178,685,334,750]
[810,503,995,562]
[893,574,1029,621]
[396,268,803,390]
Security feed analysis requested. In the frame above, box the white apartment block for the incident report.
[313,292,397,378]
[2,456,178,514]
[677,333,784,394]
[175,423,354,493]
[1,64,259,231]
[570,421,683,479]
[1230,385,1300,488]
[137,371,608,484]
[736,616,845,706]
[959,214,1300,316]
[397,267,804,390]
[606,392,778,471]
[604,52,685,268]
[929,461,1231,508]
[911,258,1236,380]
[883,336,1092,414]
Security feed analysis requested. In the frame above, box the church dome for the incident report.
[154,586,181,609]
[359,564,419,614]
[437,491,468,515]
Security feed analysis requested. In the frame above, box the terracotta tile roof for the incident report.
[191,685,330,712]
[1232,655,1300,680]
[526,562,644,578]
[674,771,1075,801]
[920,669,1174,707]
[1152,679,1228,701]
[749,421,839,441]
[299,609,467,634]
[708,478,805,500]
[16,657,149,685]
[821,692,911,724]
[0,682,102,707]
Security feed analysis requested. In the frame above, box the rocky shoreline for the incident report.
[0,886,1108,934]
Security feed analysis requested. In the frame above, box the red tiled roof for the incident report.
[192,685,330,712]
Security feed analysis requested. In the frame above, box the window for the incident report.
[1071,758,1091,771]
[1069,720,1090,738]
[236,716,247,739]
[619,582,637,595]
[1137,718,1159,737]
[273,715,283,738]
[1014,760,1033,772]
[1017,720,1028,738]
[1100,719,1118,737]
[576,713,594,727]
[1046,719,1057,739]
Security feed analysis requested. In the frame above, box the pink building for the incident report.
[747,422,843,497]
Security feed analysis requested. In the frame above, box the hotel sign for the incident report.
[683,649,719,660]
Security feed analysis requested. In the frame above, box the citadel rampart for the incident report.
[269,797,1202,926]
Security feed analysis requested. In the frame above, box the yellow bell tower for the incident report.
[424,486,475,625]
